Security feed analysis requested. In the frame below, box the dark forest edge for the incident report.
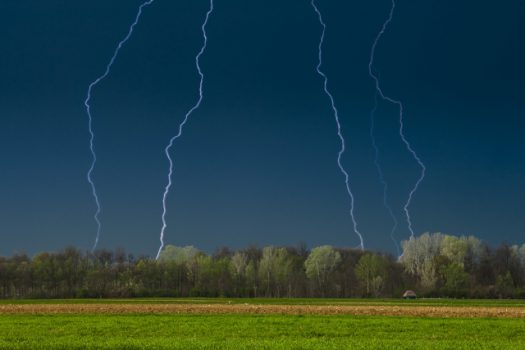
[1,232,524,299]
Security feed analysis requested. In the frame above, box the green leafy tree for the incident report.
[441,236,468,266]
[258,247,293,297]
[355,254,387,297]
[442,263,469,297]
[496,272,515,298]
[245,260,258,297]
[158,245,199,265]
[401,233,444,290]
[304,246,341,296]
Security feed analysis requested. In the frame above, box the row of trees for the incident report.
[1,233,525,299]
[401,233,525,298]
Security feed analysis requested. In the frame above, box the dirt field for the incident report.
[1,303,525,318]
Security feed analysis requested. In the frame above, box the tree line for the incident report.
[1,233,525,299]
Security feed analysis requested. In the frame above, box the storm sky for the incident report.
[1,0,524,256]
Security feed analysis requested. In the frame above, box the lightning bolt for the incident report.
[156,0,214,260]
[368,0,426,240]
[311,0,365,250]
[370,92,400,256]
[84,0,155,252]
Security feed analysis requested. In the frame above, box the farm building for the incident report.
[403,290,417,299]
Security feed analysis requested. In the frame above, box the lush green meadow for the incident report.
[1,299,524,349]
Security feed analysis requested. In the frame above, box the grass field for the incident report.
[1,298,525,349]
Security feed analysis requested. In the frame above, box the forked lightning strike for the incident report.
[156,0,214,260]
[368,0,426,241]
[311,0,365,250]
[85,0,155,252]
[370,93,400,255]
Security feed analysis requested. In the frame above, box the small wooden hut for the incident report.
[402,290,417,299]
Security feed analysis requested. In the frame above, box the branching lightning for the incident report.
[84,0,155,252]
[370,93,400,256]
[156,0,214,260]
[368,0,426,240]
[311,0,365,250]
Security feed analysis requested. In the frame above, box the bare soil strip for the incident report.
[1,304,525,318]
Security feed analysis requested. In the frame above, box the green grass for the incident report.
[1,313,524,349]
[2,299,524,349]
[2,297,525,307]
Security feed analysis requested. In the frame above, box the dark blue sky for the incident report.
[0,0,524,256]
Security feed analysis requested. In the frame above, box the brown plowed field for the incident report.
[1,303,525,318]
